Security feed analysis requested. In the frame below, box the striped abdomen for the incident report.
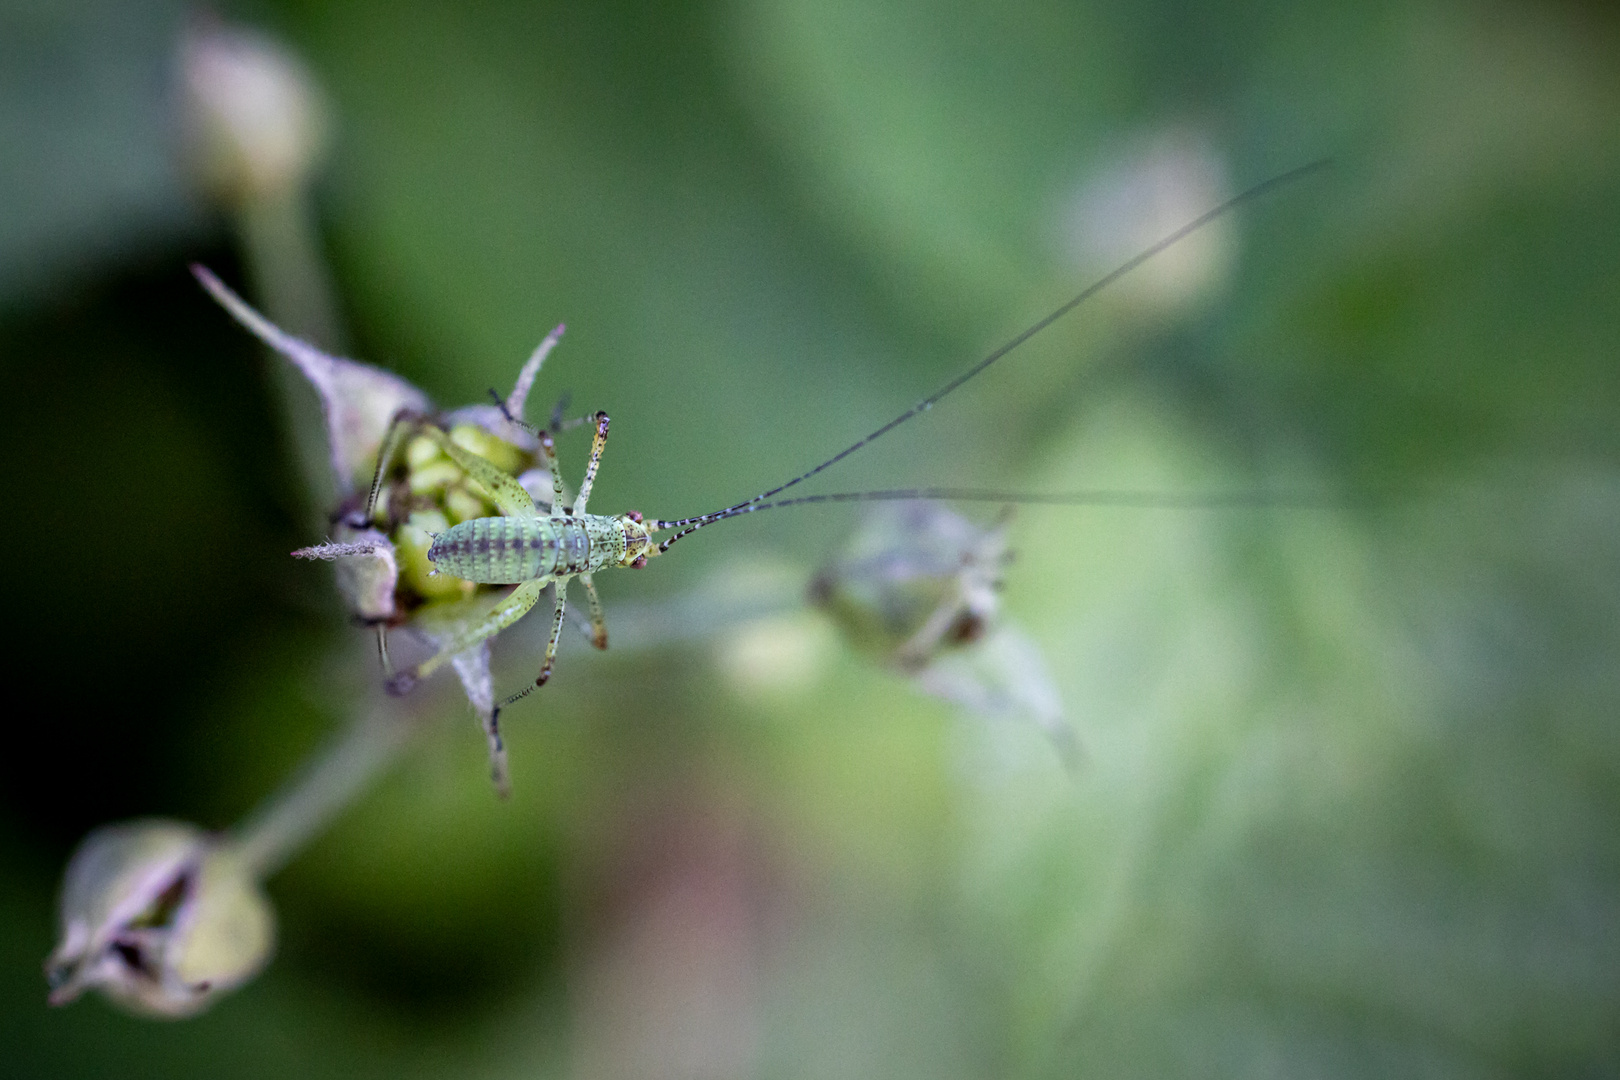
[429,517,594,583]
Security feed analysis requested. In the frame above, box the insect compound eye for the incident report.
[631,556,648,569]
[626,510,643,523]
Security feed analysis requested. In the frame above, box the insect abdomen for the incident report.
[429,517,590,583]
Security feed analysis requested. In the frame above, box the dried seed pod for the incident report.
[46,821,275,1019]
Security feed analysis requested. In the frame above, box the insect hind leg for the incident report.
[424,425,544,520]
[482,706,509,796]
[385,577,549,696]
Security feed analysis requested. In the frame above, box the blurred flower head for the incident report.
[810,501,1010,668]
[811,502,1075,765]
[46,821,275,1019]
[195,267,565,789]
[1060,128,1234,313]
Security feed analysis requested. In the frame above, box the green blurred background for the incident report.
[4,0,1619,1076]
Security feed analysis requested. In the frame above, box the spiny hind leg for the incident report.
[541,577,570,684]
[496,577,570,717]
[385,576,549,696]
[580,573,608,650]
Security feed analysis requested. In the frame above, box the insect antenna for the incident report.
[652,158,1332,553]
[549,393,582,435]
[681,486,1352,517]
[488,387,526,427]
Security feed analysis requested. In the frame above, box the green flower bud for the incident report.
[405,433,444,469]
[447,423,528,477]
[399,510,476,601]
[46,821,275,1019]
[407,460,464,498]
[444,484,492,525]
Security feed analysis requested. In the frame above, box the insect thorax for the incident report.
[428,516,629,583]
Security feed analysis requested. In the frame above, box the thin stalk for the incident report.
[229,707,416,880]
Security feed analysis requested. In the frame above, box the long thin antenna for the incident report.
[655,158,1331,552]
[683,486,1352,516]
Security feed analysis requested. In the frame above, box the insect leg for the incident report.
[385,576,549,695]
[363,409,423,524]
[540,576,570,684]
[536,429,569,514]
[573,412,610,514]
[496,576,571,714]
[489,579,573,731]
[477,680,510,797]
[423,425,543,520]
[579,572,608,650]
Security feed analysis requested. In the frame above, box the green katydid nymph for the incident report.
[201,159,1328,788]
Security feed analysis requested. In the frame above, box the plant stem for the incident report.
[230,707,415,880]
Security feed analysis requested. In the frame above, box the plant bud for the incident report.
[179,23,329,206]
[196,272,570,785]
[812,504,1077,766]
[46,821,275,1018]
[1061,129,1234,313]
[810,502,1009,667]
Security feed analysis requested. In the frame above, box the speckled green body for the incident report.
[428,514,630,584]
